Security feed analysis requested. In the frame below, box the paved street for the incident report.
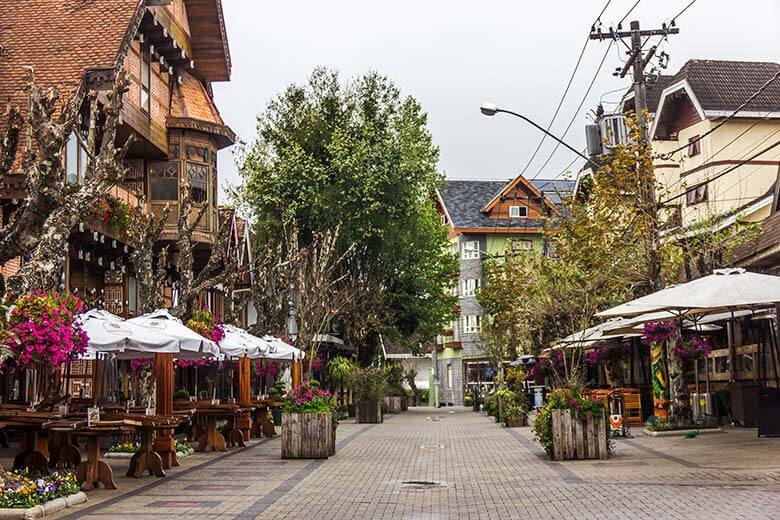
[48,408,780,519]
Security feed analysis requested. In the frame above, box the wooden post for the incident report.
[153,353,175,469]
[292,359,302,389]
[237,356,252,440]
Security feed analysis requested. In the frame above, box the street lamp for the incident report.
[480,102,601,170]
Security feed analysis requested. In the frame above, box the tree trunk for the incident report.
[668,337,692,423]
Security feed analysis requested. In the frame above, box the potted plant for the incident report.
[280,380,337,459]
[503,402,528,427]
[268,380,287,426]
[327,356,355,408]
[347,366,387,424]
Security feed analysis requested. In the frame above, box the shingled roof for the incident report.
[439,178,574,230]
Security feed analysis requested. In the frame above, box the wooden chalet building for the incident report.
[0,1,249,327]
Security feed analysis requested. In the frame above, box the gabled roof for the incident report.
[481,174,557,213]
[0,0,142,111]
[438,179,574,231]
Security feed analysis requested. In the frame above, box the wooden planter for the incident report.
[281,413,334,459]
[384,396,403,414]
[505,416,526,428]
[356,400,383,424]
[347,404,356,418]
[551,409,608,461]
[401,396,408,411]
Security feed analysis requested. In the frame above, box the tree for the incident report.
[127,198,172,313]
[0,71,132,300]
[238,68,456,361]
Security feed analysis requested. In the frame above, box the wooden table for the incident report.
[190,404,242,452]
[105,414,183,479]
[46,419,137,491]
[252,400,281,438]
[0,409,63,475]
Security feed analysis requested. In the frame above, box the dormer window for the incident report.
[509,205,527,218]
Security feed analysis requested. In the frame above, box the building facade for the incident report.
[434,177,573,405]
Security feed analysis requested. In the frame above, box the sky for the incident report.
[213,0,780,200]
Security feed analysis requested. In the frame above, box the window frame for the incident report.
[687,135,701,157]
[462,315,482,334]
[462,240,480,260]
[461,279,480,297]
[509,205,528,218]
[140,44,151,114]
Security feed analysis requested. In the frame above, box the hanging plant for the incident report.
[175,358,218,369]
[4,291,87,370]
[90,194,131,235]
[130,358,153,374]
[186,309,224,344]
[642,320,677,343]
[674,336,711,361]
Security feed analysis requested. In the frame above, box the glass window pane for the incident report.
[66,133,78,184]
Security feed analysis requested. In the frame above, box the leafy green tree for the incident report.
[238,68,456,360]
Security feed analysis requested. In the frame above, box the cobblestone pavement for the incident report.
[43,407,780,519]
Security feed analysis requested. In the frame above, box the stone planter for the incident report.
[105,448,194,459]
[281,412,334,459]
[356,400,383,424]
[0,492,87,519]
[384,396,403,414]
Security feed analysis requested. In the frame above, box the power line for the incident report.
[534,153,582,192]
[516,0,613,179]
[617,0,642,28]
[658,67,780,160]
[659,138,780,206]
[530,40,615,180]
[671,0,697,25]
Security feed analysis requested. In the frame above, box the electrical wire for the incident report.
[515,0,613,179]
[530,40,615,180]
[617,0,641,28]
[671,0,697,25]
[534,154,582,193]
[658,68,780,160]
[658,138,780,206]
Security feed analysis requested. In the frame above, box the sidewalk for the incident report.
[44,407,780,519]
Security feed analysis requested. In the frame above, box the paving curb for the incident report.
[0,492,87,519]
[642,427,724,437]
[104,448,194,459]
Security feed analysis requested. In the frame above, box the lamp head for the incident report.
[480,102,498,116]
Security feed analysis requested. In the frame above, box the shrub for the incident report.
[347,366,387,403]
[174,389,190,400]
[384,363,406,397]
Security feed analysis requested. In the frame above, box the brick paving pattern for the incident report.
[43,408,780,519]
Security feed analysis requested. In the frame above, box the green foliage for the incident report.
[0,470,80,508]
[282,380,337,414]
[327,356,356,388]
[268,379,287,398]
[237,67,457,348]
[533,385,608,457]
[504,367,526,393]
[644,415,718,432]
[383,363,405,396]
[174,389,190,400]
[347,366,387,402]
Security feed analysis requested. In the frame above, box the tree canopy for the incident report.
[238,68,456,356]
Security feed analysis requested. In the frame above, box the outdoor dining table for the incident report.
[0,408,63,475]
[45,418,138,491]
[185,401,243,452]
[104,413,184,478]
[251,399,282,438]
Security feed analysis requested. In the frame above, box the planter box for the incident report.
[347,404,356,418]
[0,492,87,519]
[551,409,608,461]
[105,448,194,459]
[400,396,408,412]
[384,396,403,414]
[356,400,383,424]
[281,412,334,459]
[504,416,527,428]
[643,427,723,437]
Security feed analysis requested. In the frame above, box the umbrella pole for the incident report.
[727,311,737,383]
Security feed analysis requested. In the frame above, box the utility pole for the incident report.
[590,20,679,291]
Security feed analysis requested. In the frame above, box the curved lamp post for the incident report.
[480,102,601,170]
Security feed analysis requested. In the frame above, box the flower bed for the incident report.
[0,470,81,510]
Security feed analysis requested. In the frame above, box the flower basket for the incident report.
[551,409,608,461]
[281,412,334,459]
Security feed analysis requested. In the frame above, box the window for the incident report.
[440,213,449,226]
[687,135,701,157]
[509,205,528,218]
[461,279,480,297]
[187,162,209,203]
[686,184,708,205]
[462,315,481,334]
[149,161,179,201]
[65,132,87,184]
[141,45,151,114]
[510,239,533,252]
[462,240,480,260]
[128,276,138,314]
[447,364,453,389]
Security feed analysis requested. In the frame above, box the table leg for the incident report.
[128,429,166,478]
[14,431,50,475]
[77,437,117,490]
[197,416,227,452]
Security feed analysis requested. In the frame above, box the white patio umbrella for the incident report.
[261,335,305,361]
[78,309,180,357]
[219,325,271,359]
[596,268,780,318]
[128,309,219,359]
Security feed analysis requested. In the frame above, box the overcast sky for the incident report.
[214,0,780,199]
